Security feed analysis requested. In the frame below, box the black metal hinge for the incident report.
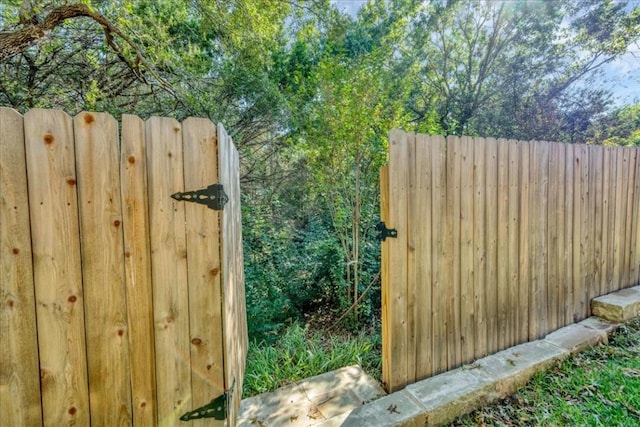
[171,183,228,211]
[180,379,235,421]
[376,221,397,242]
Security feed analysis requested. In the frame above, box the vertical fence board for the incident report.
[600,148,612,296]
[459,137,475,362]
[606,148,619,294]
[518,142,531,339]
[623,149,636,286]
[530,142,549,339]
[181,118,225,427]
[571,147,585,321]
[474,137,489,359]
[562,144,575,325]
[445,136,461,370]
[24,109,90,426]
[146,117,191,425]
[385,129,410,391]
[547,143,560,333]
[406,134,417,385]
[590,147,604,305]
[549,144,568,330]
[74,112,132,426]
[380,166,391,387]
[495,139,508,352]
[218,124,248,425]
[120,115,157,426]
[484,140,502,353]
[0,108,42,426]
[633,152,640,284]
[506,140,520,347]
[613,149,627,292]
[431,137,448,375]
[414,134,432,380]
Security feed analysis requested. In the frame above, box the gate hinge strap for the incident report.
[171,183,228,211]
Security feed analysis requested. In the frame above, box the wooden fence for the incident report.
[0,108,247,426]
[380,130,640,392]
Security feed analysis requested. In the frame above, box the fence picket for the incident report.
[24,109,90,426]
[181,118,225,427]
[0,108,42,426]
[431,137,448,375]
[120,114,157,426]
[414,134,433,380]
[146,117,191,426]
[384,129,411,391]
[446,135,462,370]
[75,112,132,426]
[474,137,490,359]
[506,140,520,347]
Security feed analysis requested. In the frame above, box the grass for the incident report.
[452,317,640,426]
[242,323,382,397]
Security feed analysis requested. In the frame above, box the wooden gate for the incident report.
[1,108,247,426]
[380,130,639,392]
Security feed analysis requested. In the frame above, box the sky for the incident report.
[330,0,640,107]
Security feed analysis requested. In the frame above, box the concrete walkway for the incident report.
[238,285,639,426]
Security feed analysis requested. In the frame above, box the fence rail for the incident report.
[1,108,247,426]
[381,130,640,392]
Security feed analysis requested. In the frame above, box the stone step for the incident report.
[591,285,640,322]
[238,365,386,427]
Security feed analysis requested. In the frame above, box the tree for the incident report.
[403,0,640,142]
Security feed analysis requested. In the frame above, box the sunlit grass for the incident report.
[243,323,381,397]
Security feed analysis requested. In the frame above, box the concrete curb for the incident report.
[343,285,638,426]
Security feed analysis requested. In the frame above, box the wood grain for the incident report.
[218,123,248,425]
[182,118,225,427]
[146,116,191,426]
[24,108,89,426]
[74,111,132,426]
[120,114,157,426]
[0,108,42,426]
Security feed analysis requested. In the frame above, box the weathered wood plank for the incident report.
[146,117,191,426]
[547,142,561,333]
[218,123,248,425]
[0,108,42,426]
[612,148,626,293]
[496,139,511,350]
[406,132,417,385]
[563,144,575,325]
[506,139,520,346]
[120,114,157,426]
[74,111,132,426]
[589,147,604,304]
[572,146,586,321]
[380,165,392,387]
[385,129,410,391]
[430,136,448,375]
[473,137,489,359]
[622,148,636,287]
[633,150,640,285]
[459,136,475,364]
[24,108,90,426]
[181,118,225,427]
[445,135,461,370]
[413,134,432,380]
[517,141,531,341]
